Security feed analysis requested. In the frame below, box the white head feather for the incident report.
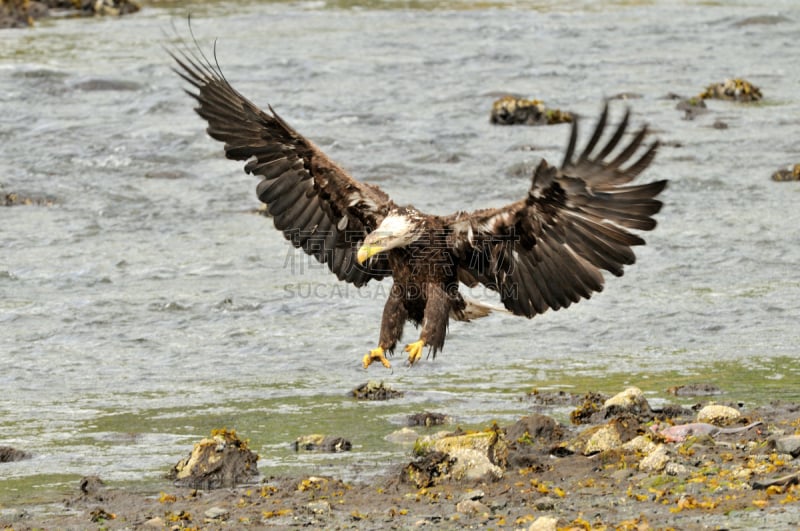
[369,213,417,248]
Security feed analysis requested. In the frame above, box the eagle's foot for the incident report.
[363,346,391,369]
[404,340,425,366]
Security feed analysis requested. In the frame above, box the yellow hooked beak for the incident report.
[357,244,385,264]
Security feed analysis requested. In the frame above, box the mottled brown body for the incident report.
[377,224,467,356]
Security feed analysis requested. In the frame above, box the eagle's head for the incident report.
[357,211,421,264]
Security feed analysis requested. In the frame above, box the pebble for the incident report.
[534,496,557,511]
[665,462,688,476]
[143,517,165,528]
[306,500,331,514]
[204,506,229,520]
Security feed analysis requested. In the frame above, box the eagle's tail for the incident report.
[452,296,510,321]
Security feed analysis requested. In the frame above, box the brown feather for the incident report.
[445,105,665,318]
[171,43,392,286]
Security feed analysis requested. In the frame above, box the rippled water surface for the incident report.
[1,0,800,505]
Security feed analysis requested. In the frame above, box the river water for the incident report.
[1,0,799,506]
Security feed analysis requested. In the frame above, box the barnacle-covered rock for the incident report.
[408,425,508,485]
[604,386,652,416]
[563,414,641,455]
[696,404,741,424]
[168,428,259,489]
[402,451,456,489]
[638,443,670,472]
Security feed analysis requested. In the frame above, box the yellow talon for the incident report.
[404,340,426,366]
[363,347,391,369]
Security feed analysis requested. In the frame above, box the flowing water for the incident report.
[1,0,800,506]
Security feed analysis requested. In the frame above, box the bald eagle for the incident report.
[171,44,666,369]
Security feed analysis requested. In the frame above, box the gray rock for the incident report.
[459,489,485,502]
[534,496,557,511]
[0,446,30,463]
[775,435,800,458]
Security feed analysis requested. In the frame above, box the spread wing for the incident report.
[445,104,666,317]
[170,43,392,287]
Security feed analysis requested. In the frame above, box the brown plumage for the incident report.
[170,40,666,368]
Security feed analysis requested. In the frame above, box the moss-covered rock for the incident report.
[168,428,259,489]
[771,163,800,182]
[408,425,508,485]
[490,96,573,126]
[699,78,762,102]
[352,380,403,400]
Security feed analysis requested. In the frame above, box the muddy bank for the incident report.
[2,386,799,530]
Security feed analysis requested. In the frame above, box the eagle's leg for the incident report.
[404,283,450,366]
[363,287,408,369]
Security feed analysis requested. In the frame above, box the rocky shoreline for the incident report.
[2,385,799,530]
